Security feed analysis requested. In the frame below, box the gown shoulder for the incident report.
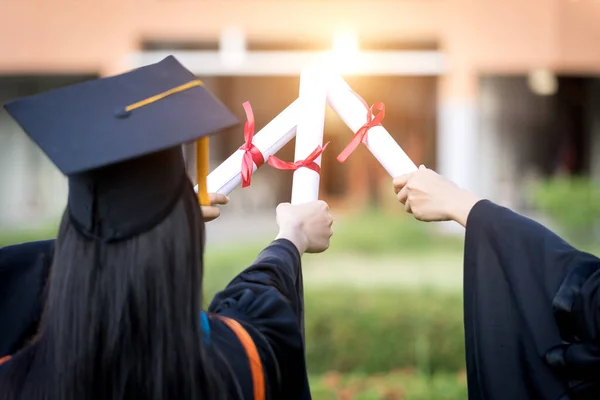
[0,239,55,357]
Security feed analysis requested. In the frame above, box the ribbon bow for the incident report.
[239,101,265,188]
[337,91,385,163]
[268,142,330,173]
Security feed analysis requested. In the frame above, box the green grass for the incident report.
[0,225,58,248]
[301,252,463,291]
[328,208,464,255]
[203,243,266,299]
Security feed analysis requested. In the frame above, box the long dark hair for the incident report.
[0,183,227,400]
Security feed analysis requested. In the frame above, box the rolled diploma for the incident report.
[325,73,417,177]
[291,68,327,205]
[195,99,300,195]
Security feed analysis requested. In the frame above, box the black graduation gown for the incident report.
[464,200,600,400]
[0,238,310,399]
[0,240,54,357]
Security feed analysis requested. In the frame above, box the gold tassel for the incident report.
[196,137,210,206]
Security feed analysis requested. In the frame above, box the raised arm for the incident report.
[392,166,600,399]
[208,201,333,399]
[209,200,333,327]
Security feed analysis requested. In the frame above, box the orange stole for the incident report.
[220,317,265,400]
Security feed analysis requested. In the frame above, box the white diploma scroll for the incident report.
[195,99,300,195]
[325,73,418,177]
[291,68,328,205]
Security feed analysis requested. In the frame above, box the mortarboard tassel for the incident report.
[196,137,210,206]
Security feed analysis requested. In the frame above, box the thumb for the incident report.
[419,164,427,171]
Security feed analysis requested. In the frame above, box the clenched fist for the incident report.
[275,200,334,254]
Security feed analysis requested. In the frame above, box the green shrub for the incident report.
[202,247,466,376]
[532,176,600,243]
[304,288,465,375]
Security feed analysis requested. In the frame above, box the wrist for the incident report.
[275,227,308,255]
[448,189,482,228]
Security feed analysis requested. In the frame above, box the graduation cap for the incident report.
[4,56,239,242]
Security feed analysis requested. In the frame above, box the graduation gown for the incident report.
[0,238,310,399]
[464,200,600,400]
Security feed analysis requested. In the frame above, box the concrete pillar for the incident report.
[589,79,600,185]
[477,77,502,203]
[477,77,523,209]
[436,69,479,233]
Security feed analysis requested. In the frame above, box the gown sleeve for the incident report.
[208,238,310,400]
[464,200,600,400]
[0,240,55,358]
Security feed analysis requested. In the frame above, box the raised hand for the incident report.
[393,165,481,227]
[275,200,334,254]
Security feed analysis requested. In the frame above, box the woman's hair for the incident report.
[0,183,227,400]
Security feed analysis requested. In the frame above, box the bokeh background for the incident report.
[3,1,600,398]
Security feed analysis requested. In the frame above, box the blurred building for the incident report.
[2,0,600,228]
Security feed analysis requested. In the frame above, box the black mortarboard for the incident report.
[4,55,238,242]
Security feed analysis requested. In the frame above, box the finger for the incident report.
[419,164,427,171]
[209,193,229,206]
[404,198,413,214]
[397,185,409,204]
[201,206,221,222]
[202,207,221,221]
[392,173,413,193]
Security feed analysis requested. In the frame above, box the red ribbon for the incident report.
[268,142,330,174]
[337,91,385,163]
[239,101,265,188]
